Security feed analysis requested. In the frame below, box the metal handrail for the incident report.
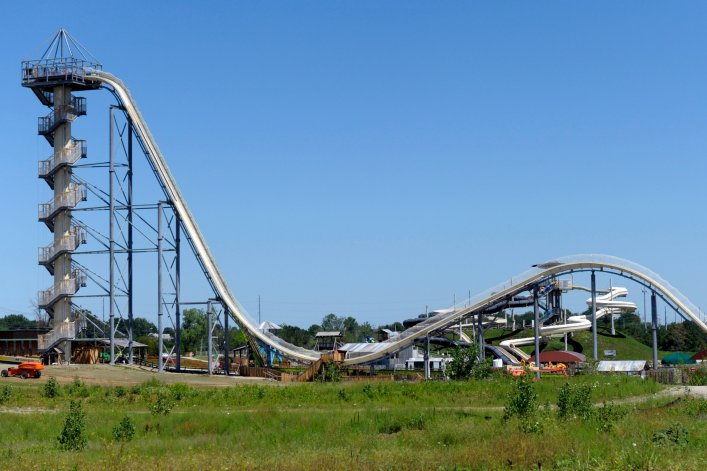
[38,225,86,264]
[38,183,86,220]
[37,268,86,308]
[38,140,87,177]
[37,311,87,351]
[21,57,102,86]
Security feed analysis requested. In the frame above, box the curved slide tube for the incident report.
[499,287,636,361]
[86,71,707,367]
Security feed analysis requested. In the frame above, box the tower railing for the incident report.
[37,311,87,352]
[37,268,87,309]
[38,225,87,265]
[37,97,86,137]
[38,183,87,221]
[22,57,102,87]
[38,139,87,179]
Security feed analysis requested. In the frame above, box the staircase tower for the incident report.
[22,29,100,361]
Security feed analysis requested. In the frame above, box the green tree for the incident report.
[0,314,35,330]
[321,313,345,331]
[180,309,207,354]
[132,317,157,338]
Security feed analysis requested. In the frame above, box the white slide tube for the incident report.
[86,71,707,367]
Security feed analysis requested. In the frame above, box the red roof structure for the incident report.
[690,350,707,361]
[528,351,586,363]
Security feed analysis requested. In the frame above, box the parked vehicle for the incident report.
[1,362,45,379]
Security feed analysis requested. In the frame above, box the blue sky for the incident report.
[1,2,706,328]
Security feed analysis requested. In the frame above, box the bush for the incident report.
[0,384,11,404]
[57,400,87,451]
[149,391,174,416]
[317,362,341,382]
[503,376,538,422]
[43,377,60,398]
[652,422,689,448]
[556,383,593,420]
[337,388,350,401]
[112,415,136,442]
[66,377,89,398]
[687,367,707,386]
[594,402,626,432]
[447,345,492,380]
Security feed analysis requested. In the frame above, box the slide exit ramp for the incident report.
[87,71,707,367]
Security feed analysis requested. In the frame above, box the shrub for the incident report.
[112,415,136,442]
[114,386,127,398]
[43,377,60,398]
[362,383,374,399]
[317,362,341,382]
[687,367,707,386]
[447,345,492,380]
[66,377,89,398]
[407,414,426,430]
[57,400,87,451]
[652,422,689,448]
[337,388,350,401]
[556,383,593,420]
[378,420,402,434]
[503,376,537,422]
[594,402,626,432]
[149,391,174,416]
[0,384,11,404]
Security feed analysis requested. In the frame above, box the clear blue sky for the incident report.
[1,2,706,328]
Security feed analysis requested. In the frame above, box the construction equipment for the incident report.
[1,362,45,379]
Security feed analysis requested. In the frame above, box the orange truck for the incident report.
[1,362,45,379]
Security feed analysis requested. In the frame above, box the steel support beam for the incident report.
[109,106,116,365]
[533,286,540,380]
[127,117,134,364]
[207,300,213,375]
[651,291,659,370]
[157,201,164,372]
[591,271,598,361]
[175,213,181,372]
[423,333,430,380]
[224,307,230,375]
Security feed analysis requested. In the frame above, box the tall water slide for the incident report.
[87,70,707,367]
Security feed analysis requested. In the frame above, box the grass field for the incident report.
[1,367,705,470]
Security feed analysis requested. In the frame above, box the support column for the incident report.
[127,117,134,364]
[207,300,213,375]
[175,213,181,372]
[157,202,164,372]
[423,333,430,380]
[478,314,485,361]
[651,291,659,370]
[533,286,541,381]
[224,307,230,375]
[53,86,74,364]
[591,271,597,362]
[109,106,116,365]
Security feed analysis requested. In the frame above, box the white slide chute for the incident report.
[86,70,707,367]
[499,287,637,361]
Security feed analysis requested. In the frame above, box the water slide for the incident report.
[499,287,636,361]
[86,70,707,367]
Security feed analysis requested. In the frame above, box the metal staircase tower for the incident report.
[22,29,100,360]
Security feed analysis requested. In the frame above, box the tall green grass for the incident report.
[0,375,700,470]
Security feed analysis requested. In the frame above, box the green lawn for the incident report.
[0,374,704,470]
